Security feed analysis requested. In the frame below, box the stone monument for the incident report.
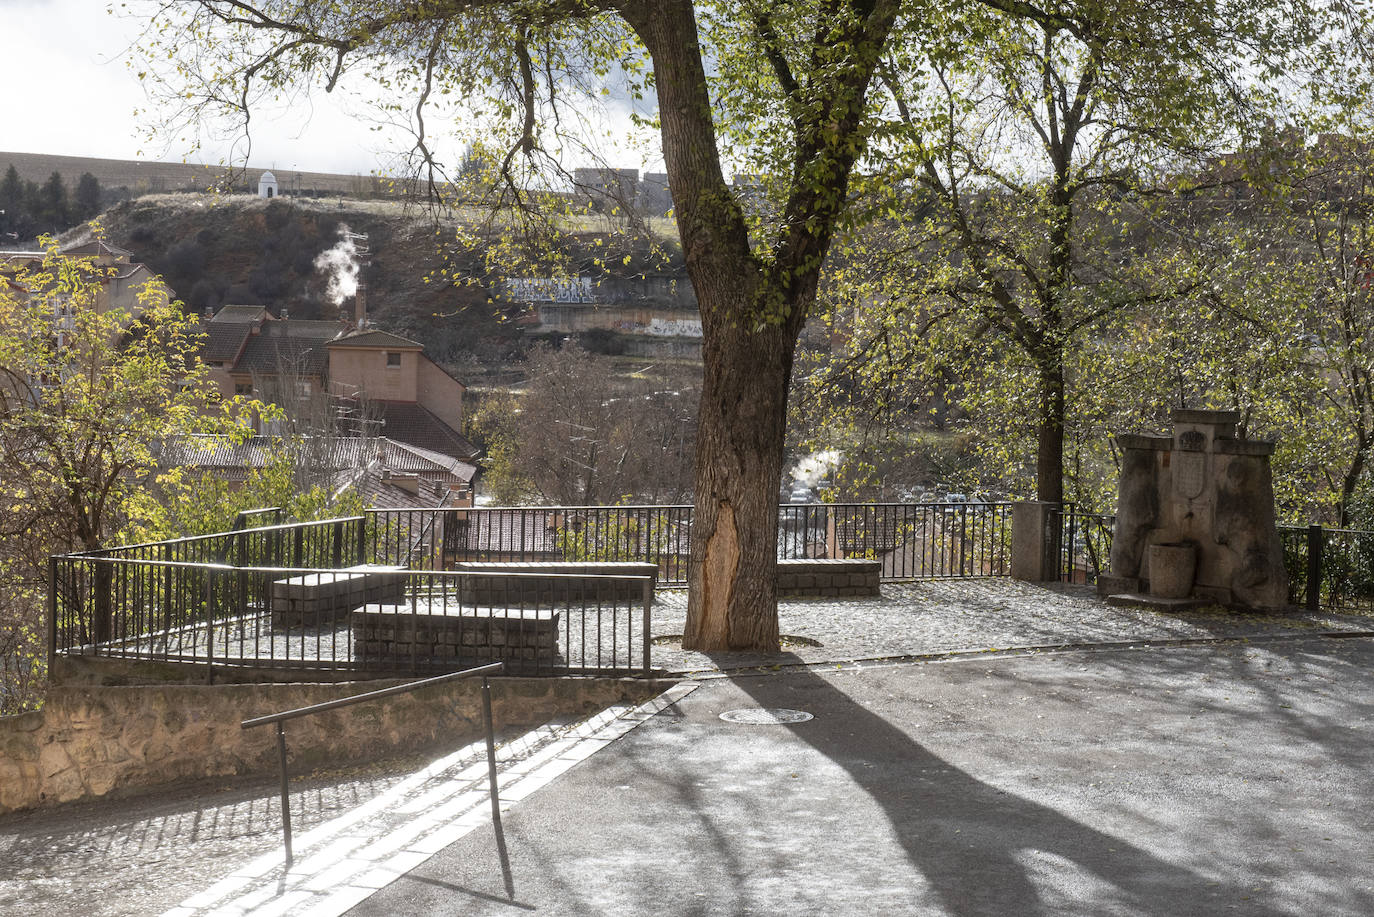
[1098,409,1289,611]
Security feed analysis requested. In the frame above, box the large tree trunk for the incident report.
[685,311,794,652]
[1035,356,1066,504]
[627,1,789,652]
[624,0,894,651]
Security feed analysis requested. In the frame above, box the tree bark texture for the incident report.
[1036,356,1066,505]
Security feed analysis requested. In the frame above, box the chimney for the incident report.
[354,279,367,329]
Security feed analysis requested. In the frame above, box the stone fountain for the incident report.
[1098,409,1289,611]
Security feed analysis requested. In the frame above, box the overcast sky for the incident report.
[1,0,657,177]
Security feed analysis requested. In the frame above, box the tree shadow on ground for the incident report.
[711,651,1297,917]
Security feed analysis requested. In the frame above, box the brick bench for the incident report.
[451,561,657,605]
[351,602,560,669]
[271,564,406,629]
[776,558,881,597]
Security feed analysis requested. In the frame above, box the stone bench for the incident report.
[351,602,560,670]
[451,561,657,605]
[271,564,406,629]
[776,558,882,598]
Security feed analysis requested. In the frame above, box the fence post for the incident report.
[47,555,59,674]
[1306,523,1324,611]
[332,521,344,568]
[642,577,653,677]
[356,516,368,565]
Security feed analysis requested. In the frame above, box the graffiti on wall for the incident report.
[506,277,596,303]
[647,318,704,338]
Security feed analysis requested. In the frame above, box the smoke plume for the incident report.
[314,224,360,306]
[791,450,841,488]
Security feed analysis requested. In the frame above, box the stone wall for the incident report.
[453,562,658,604]
[352,606,560,669]
[776,559,882,597]
[0,675,672,815]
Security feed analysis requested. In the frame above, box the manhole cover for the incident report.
[719,707,814,725]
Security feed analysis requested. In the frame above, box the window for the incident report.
[386,352,402,368]
[235,382,252,395]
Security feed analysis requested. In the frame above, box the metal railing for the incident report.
[1280,524,1374,613]
[368,502,1015,585]
[50,556,654,678]
[1053,507,1115,586]
[368,506,693,585]
[75,516,367,570]
[242,662,505,864]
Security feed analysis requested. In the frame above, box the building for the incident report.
[0,238,168,323]
[196,305,479,466]
[160,434,476,509]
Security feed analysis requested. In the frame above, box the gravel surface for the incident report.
[648,579,1374,673]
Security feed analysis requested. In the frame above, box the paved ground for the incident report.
[349,638,1374,917]
[4,579,1373,916]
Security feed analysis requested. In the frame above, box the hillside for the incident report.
[70,193,687,378]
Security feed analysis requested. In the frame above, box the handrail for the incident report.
[67,515,365,556]
[242,661,505,863]
[242,662,503,728]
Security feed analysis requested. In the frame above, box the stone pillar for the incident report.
[1011,501,1058,582]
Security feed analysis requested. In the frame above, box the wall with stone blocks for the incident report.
[0,675,671,815]
[776,559,882,597]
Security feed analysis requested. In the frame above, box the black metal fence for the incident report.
[368,502,1015,586]
[48,502,1023,680]
[49,555,653,678]
[1053,507,1116,586]
[367,506,693,585]
[1280,524,1374,613]
[79,517,368,569]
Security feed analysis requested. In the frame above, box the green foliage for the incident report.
[0,236,260,713]
[801,0,1370,509]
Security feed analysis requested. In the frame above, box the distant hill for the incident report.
[70,192,693,379]
[0,150,385,198]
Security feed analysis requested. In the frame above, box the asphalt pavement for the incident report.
[346,638,1374,917]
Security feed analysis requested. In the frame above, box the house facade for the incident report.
[196,305,478,465]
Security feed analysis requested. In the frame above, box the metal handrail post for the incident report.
[483,675,501,829]
[641,577,653,677]
[276,722,293,863]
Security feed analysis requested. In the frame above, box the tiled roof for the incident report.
[327,329,423,349]
[211,305,271,323]
[380,439,477,483]
[199,321,253,364]
[456,509,560,554]
[375,401,480,461]
[358,474,458,510]
[61,239,134,259]
[160,435,474,485]
[231,321,341,375]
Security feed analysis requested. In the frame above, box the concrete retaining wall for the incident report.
[0,674,672,815]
